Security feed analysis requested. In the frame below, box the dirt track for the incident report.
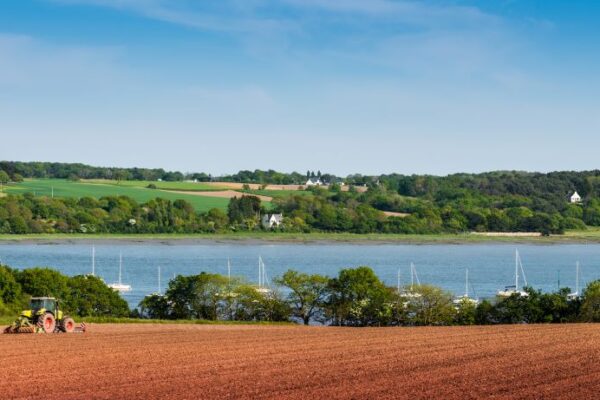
[1,324,599,400]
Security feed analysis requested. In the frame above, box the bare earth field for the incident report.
[1,324,599,400]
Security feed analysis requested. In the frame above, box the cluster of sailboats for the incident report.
[88,246,273,296]
[88,246,583,302]
[397,249,583,305]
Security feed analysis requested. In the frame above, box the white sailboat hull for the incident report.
[108,283,132,292]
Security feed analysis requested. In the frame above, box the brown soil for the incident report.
[164,190,273,202]
[1,324,598,400]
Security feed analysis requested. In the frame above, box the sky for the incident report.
[1,0,599,176]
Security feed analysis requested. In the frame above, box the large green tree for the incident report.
[326,266,391,326]
[65,275,129,317]
[274,269,329,325]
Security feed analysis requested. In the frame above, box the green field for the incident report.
[4,179,231,212]
[81,179,226,191]
[84,179,313,199]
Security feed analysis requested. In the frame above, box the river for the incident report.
[0,242,597,307]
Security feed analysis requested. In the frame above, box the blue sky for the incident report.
[1,1,599,175]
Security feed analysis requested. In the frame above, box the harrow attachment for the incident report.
[3,316,87,334]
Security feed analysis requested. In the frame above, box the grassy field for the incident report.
[81,179,226,191]
[0,229,598,243]
[3,179,232,212]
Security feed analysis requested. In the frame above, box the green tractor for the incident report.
[4,297,86,334]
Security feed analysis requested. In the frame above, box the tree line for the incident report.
[139,266,600,326]
[2,263,598,325]
[0,161,330,184]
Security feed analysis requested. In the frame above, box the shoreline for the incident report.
[0,231,599,245]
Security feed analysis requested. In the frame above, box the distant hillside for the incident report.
[1,161,600,236]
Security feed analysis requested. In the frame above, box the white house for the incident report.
[305,177,323,186]
[261,213,283,229]
[570,191,582,204]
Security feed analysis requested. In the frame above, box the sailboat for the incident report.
[403,262,422,298]
[567,262,581,300]
[91,245,95,276]
[454,268,478,305]
[497,249,528,297]
[256,256,270,294]
[108,252,132,292]
[221,258,238,298]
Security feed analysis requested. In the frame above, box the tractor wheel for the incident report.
[61,317,75,333]
[39,313,56,334]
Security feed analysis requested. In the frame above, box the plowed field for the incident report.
[1,324,599,399]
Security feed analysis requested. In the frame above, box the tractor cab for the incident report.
[30,297,57,313]
[26,297,63,321]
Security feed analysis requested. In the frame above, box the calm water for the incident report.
[0,243,598,308]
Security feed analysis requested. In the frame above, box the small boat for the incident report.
[220,258,238,298]
[150,265,162,296]
[567,262,581,301]
[454,268,478,305]
[108,252,132,292]
[497,249,528,297]
[403,262,422,299]
[256,256,270,294]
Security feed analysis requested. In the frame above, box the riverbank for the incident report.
[1,229,600,245]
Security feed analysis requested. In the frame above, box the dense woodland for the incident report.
[2,161,600,234]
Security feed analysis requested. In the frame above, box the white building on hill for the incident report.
[305,177,323,186]
[570,191,582,204]
[262,213,283,229]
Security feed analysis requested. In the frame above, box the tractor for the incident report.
[3,297,86,334]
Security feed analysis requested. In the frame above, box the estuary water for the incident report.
[0,242,598,308]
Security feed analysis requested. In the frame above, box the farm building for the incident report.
[261,213,283,229]
[305,178,323,186]
[570,191,582,203]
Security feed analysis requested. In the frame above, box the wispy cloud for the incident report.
[50,0,297,34]
[50,0,501,33]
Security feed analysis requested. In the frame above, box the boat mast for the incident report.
[465,268,469,298]
[515,249,519,290]
[91,245,95,276]
[576,261,580,295]
[258,256,262,288]
[410,263,414,291]
[227,257,231,284]
[158,265,161,295]
[119,252,123,285]
[397,268,401,294]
